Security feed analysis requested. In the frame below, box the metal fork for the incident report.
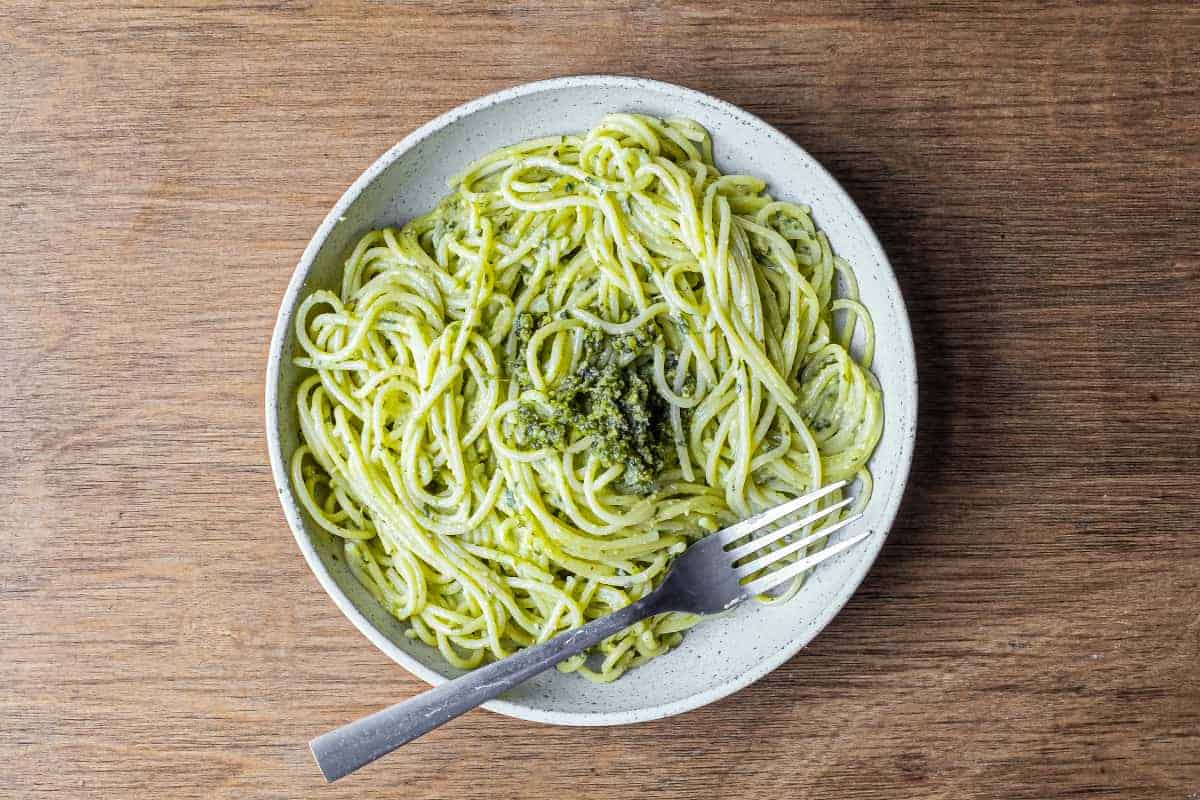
[311,479,872,782]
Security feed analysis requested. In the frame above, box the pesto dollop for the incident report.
[508,313,671,495]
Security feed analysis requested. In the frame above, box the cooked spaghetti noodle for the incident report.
[291,114,882,681]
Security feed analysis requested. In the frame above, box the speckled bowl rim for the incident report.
[266,75,917,726]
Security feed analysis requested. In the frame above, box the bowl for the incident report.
[266,75,917,725]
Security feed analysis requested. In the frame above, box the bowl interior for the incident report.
[268,77,916,724]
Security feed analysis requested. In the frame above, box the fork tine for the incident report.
[743,527,875,596]
[725,497,854,561]
[715,480,846,545]
[734,512,862,577]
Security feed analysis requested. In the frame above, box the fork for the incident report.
[311,479,872,782]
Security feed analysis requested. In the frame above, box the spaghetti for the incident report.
[291,114,883,681]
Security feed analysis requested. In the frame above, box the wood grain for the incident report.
[2,2,1197,798]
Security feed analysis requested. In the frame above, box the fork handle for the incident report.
[310,591,665,782]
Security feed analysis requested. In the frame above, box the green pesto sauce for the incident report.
[508,313,672,495]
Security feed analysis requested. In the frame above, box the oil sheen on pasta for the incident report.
[291,114,883,681]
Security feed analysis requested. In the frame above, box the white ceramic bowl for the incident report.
[266,76,917,725]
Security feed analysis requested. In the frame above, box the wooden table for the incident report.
[3,3,1197,798]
